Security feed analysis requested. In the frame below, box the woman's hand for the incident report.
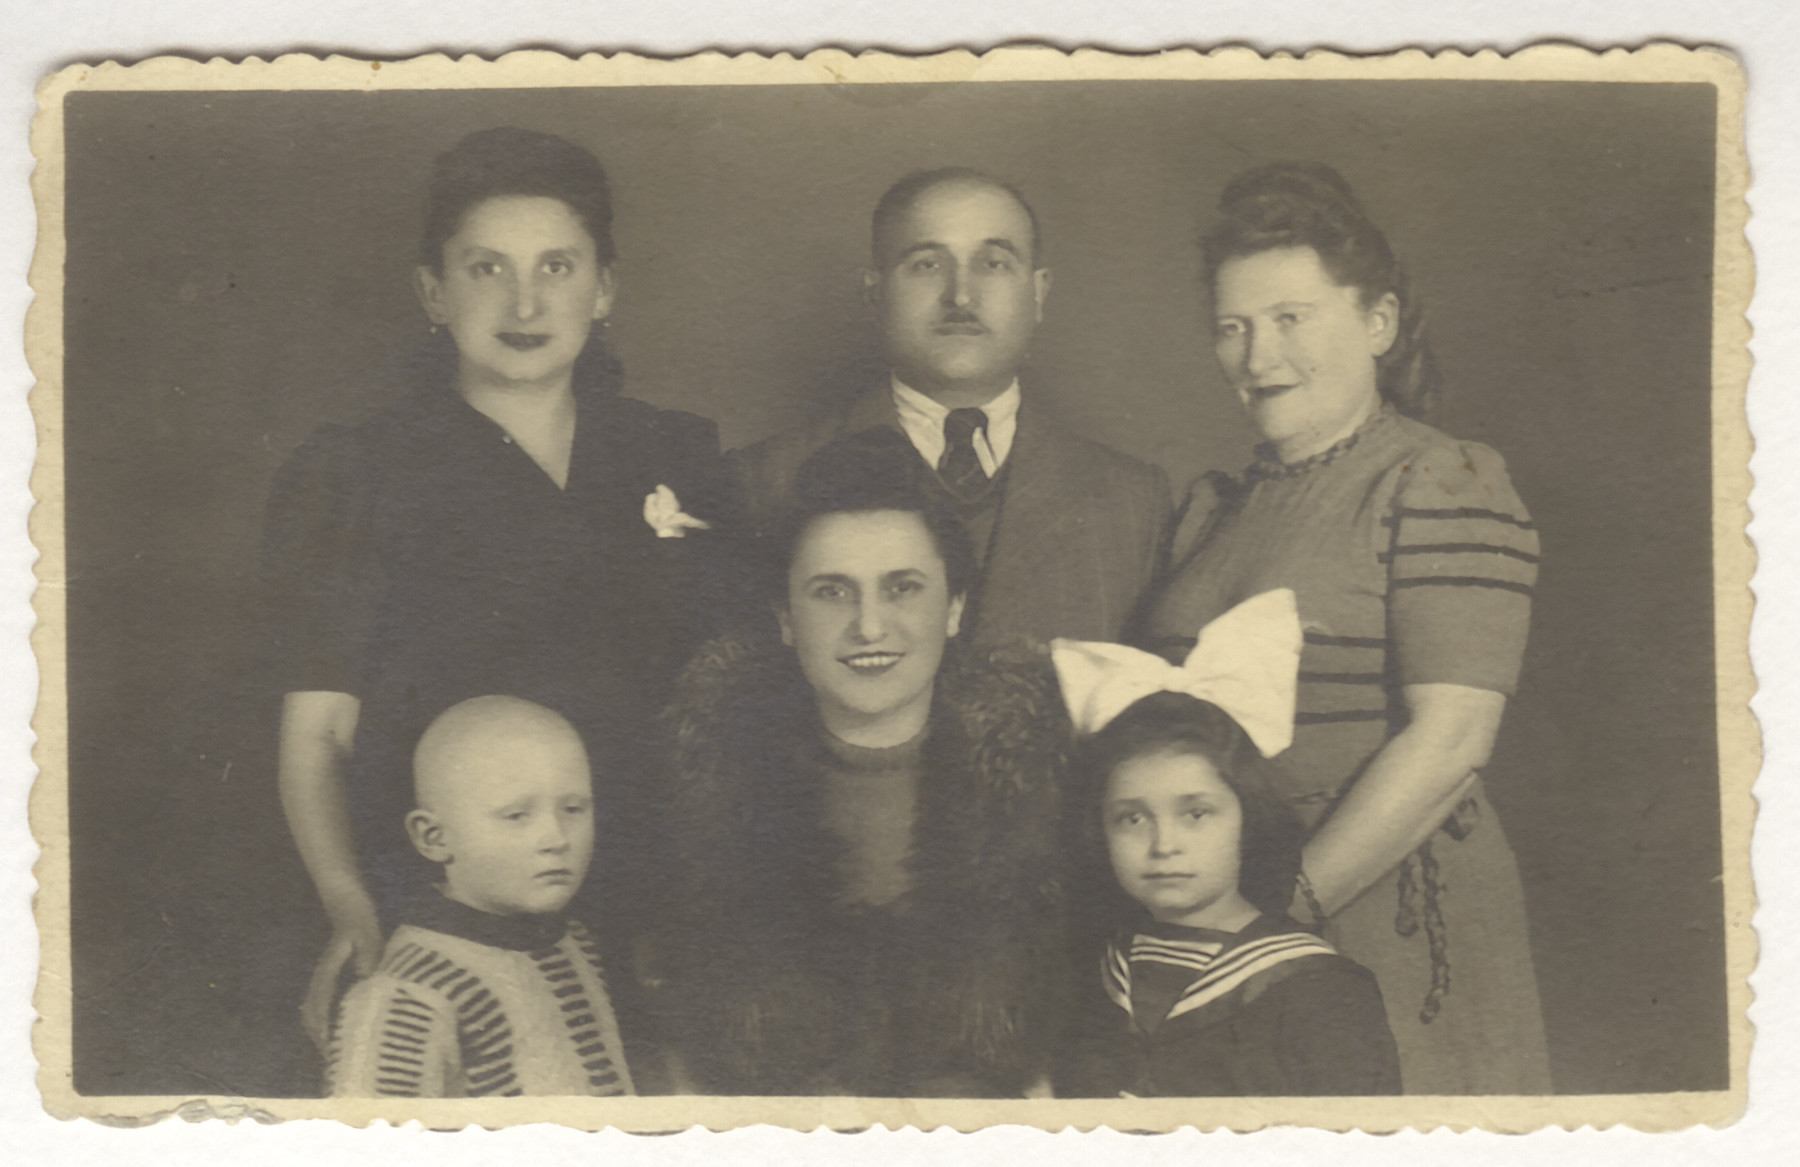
[302,891,384,1054]
[278,690,377,1053]
[643,484,712,539]
[1298,683,1504,918]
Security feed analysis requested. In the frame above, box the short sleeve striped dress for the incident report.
[1143,406,1551,1094]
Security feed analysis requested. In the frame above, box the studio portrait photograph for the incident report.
[22,45,1752,1134]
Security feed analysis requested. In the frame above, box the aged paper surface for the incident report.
[26,43,1752,1133]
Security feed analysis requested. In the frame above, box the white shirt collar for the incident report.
[889,375,1021,478]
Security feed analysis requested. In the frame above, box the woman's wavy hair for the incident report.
[1201,162,1440,419]
[410,127,623,394]
[767,428,977,608]
[1079,691,1304,919]
[419,126,617,271]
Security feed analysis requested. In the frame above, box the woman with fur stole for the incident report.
[661,430,1073,1097]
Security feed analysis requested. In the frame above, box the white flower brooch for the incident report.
[642,484,713,539]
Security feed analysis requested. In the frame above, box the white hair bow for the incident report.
[1050,589,1303,757]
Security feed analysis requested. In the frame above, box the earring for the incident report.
[429,323,440,335]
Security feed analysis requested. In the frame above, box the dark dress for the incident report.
[1142,406,1549,1093]
[260,369,737,934]
[1057,914,1400,1098]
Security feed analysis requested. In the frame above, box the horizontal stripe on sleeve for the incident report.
[1383,443,1538,693]
[1381,542,1539,564]
[1384,506,1535,530]
[1391,576,1535,597]
[1387,513,1538,591]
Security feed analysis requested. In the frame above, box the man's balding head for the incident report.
[870,167,1043,270]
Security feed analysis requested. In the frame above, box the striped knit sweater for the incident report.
[328,899,634,1098]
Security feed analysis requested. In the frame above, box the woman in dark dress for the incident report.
[262,128,735,1052]
[1140,163,1550,1092]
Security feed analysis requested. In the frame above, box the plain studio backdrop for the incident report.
[58,79,1719,1096]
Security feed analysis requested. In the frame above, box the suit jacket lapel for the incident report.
[981,403,1089,614]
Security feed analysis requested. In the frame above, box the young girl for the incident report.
[1052,590,1401,1097]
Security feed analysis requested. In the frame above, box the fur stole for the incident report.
[661,632,1075,1095]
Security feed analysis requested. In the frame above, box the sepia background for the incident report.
[57,79,1720,1096]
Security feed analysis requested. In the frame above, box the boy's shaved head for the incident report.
[408,695,596,918]
[414,695,588,812]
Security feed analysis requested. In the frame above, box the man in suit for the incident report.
[736,167,1171,648]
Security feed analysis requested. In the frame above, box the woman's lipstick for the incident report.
[498,332,551,351]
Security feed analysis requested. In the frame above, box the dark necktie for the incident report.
[938,408,990,502]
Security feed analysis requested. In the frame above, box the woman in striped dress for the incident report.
[1140,162,1551,1093]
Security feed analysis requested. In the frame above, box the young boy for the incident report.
[328,695,635,1097]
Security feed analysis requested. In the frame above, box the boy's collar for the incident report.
[409,890,569,953]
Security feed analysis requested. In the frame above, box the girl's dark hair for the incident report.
[1201,162,1439,419]
[418,126,617,273]
[1081,691,1304,919]
[770,428,977,605]
[410,127,624,396]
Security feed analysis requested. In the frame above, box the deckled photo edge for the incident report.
[24,40,1746,95]
[24,1088,1749,1135]
[27,62,74,1119]
[22,40,1754,1134]
[1708,44,1757,1131]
